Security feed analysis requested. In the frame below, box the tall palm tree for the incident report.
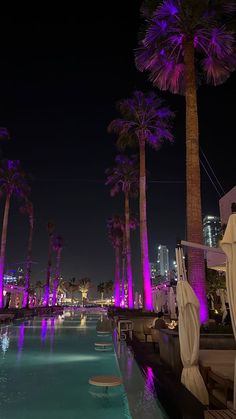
[97,282,105,301]
[44,222,54,306]
[105,280,114,298]
[20,200,34,308]
[66,277,79,305]
[52,235,64,306]
[108,91,174,310]
[78,277,92,306]
[35,280,44,305]
[136,0,236,322]
[107,215,124,307]
[0,160,30,308]
[106,155,139,309]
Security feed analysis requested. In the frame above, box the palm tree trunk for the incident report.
[114,243,121,307]
[52,249,62,306]
[184,39,208,323]
[44,234,53,307]
[121,244,126,307]
[23,214,34,308]
[125,191,133,308]
[139,138,153,310]
[0,193,11,308]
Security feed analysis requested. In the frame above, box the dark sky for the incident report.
[0,3,235,293]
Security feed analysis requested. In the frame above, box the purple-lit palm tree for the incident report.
[107,215,124,307]
[106,155,139,309]
[52,235,64,306]
[108,91,174,310]
[0,160,30,308]
[136,0,236,322]
[44,222,54,307]
[20,200,34,308]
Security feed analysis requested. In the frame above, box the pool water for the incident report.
[0,312,131,419]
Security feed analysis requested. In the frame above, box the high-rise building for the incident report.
[203,215,221,247]
[149,262,158,284]
[157,245,169,278]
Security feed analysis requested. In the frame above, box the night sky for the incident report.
[0,3,235,294]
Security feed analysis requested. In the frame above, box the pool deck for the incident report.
[126,335,205,419]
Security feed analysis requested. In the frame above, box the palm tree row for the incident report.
[0,159,65,308]
[135,0,236,321]
[106,155,139,308]
[107,92,174,310]
[106,2,236,320]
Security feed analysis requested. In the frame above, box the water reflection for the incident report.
[0,327,10,356]
[41,318,48,342]
[144,366,155,403]
[79,314,87,328]
[17,323,25,360]
[50,318,55,351]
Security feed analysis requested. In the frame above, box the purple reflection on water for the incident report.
[41,319,48,342]
[50,318,55,351]
[17,323,25,359]
[145,366,154,391]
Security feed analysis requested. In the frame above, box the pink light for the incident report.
[17,323,25,360]
[41,319,48,342]
[190,260,208,323]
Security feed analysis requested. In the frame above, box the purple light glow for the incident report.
[145,366,155,391]
[17,323,25,359]
[41,319,48,342]
[143,236,153,310]
[43,286,49,307]
[191,264,208,323]
[0,260,4,308]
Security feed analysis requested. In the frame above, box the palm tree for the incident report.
[52,236,64,306]
[136,0,236,322]
[78,277,92,306]
[108,91,174,310]
[35,280,44,305]
[97,282,105,301]
[105,280,114,298]
[66,277,79,305]
[44,222,54,306]
[20,200,34,308]
[107,215,124,307]
[106,155,139,309]
[0,160,30,308]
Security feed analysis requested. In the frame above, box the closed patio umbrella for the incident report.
[220,207,236,409]
[168,286,176,319]
[176,246,209,406]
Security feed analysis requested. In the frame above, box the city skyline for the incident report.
[0,4,235,292]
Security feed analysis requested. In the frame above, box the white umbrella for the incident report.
[176,247,209,405]
[219,288,227,323]
[220,211,236,409]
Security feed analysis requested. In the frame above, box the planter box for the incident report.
[159,329,236,377]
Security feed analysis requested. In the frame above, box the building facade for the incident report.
[203,215,221,247]
[157,245,169,278]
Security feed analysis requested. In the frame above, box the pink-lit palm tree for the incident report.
[52,235,64,306]
[44,222,54,307]
[107,215,124,307]
[136,0,236,322]
[0,160,30,308]
[106,155,139,309]
[20,200,34,308]
[108,91,174,310]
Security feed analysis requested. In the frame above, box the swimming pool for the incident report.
[0,311,168,418]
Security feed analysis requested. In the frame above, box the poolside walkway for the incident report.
[126,335,205,419]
